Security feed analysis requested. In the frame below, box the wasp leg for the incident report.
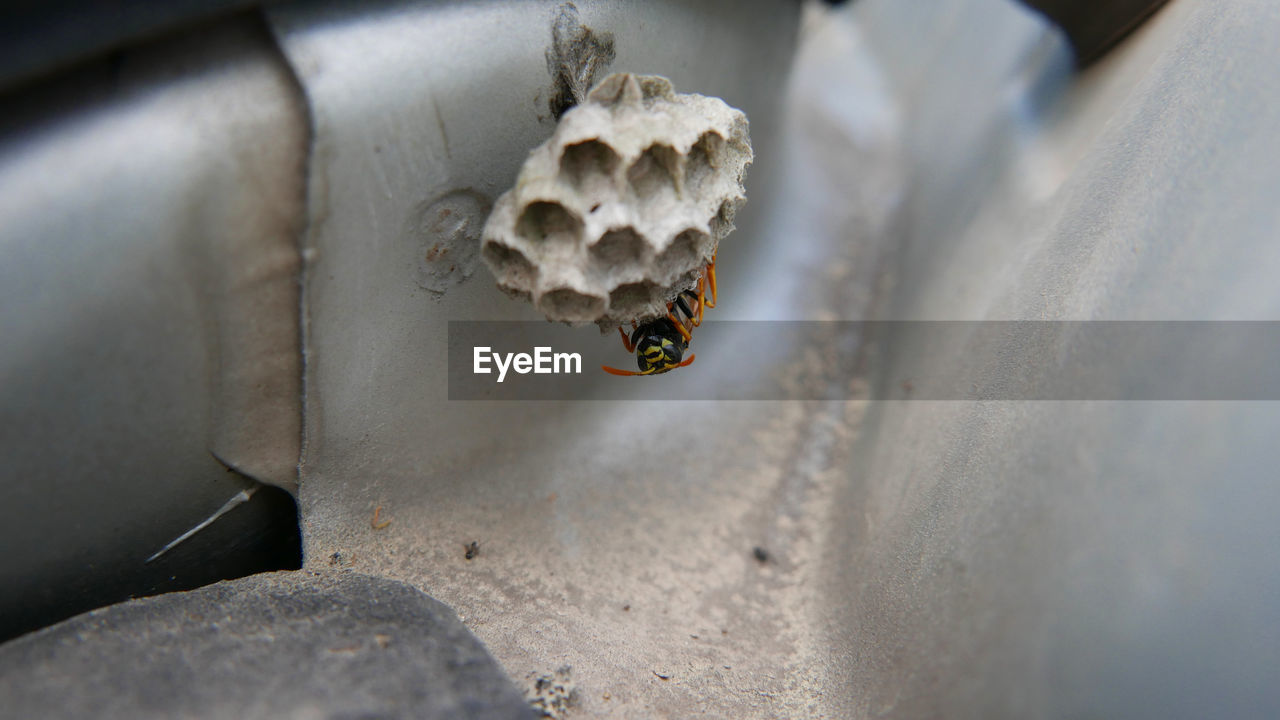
[704,254,717,309]
[675,294,698,326]
[692,276,707,326]
[617,326,638,353]
[602,364,658,376]
[665,305,693,341]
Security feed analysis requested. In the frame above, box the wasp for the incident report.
[602,254,717,376]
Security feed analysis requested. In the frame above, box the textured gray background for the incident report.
[3,0,1279,718]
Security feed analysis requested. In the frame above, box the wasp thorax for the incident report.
[481,73,751,326]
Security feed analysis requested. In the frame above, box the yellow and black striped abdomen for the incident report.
[630,318,690,374]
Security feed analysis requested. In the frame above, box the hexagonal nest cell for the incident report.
[481,72,751,325]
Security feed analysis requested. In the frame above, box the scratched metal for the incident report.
[0,17,307,642]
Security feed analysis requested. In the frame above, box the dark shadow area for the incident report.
[0,0,273,93]
[0,484,301,643]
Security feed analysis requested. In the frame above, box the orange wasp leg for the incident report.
[601,364,658,376]
[704,254,717,309]
[666,306,693,341]
[690,254,717,326]
[601,354,694,376]
[689,277,706,327]
[617,326,637,353]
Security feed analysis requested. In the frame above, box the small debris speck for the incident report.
[752,546,769,563]
[371,506,391,530]
[464,541,481,560]
[653,670,671,680]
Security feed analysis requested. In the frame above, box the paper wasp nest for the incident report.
[481,73,751,325]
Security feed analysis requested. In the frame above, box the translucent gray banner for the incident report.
[447,321,1280,401]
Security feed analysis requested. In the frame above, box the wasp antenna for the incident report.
[602,364,642,376]
[679,354,696,368]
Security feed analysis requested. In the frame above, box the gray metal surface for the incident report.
[0,1,267,93]
[273,0,1280,715]
[4,0,1278,717]
[263,1,833,716]
[0,16,305,640]
[828,0,1280,717]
